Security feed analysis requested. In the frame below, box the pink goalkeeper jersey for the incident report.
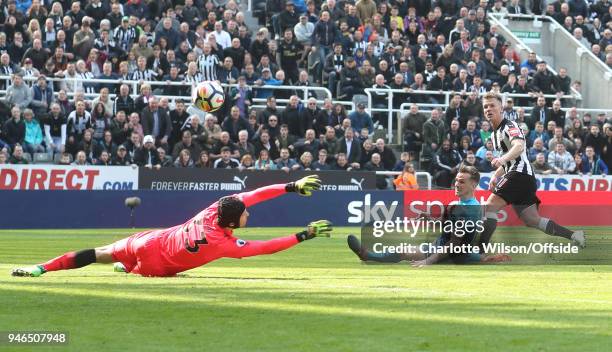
[154,184,288,273]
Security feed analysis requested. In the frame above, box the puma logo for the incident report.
[350,178,365,191]
[233,175,248,189]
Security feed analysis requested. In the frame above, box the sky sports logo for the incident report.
[347,194,400,224]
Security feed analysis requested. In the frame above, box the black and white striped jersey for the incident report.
[197,54,220,81]
[491,118,534,176]
[113,26,137,52]
[130,69,158,81]
[184,72,204,86]
[77,71,96,94]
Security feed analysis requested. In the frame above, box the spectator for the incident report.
[254,148,277,170]
[337,127,361,168]
[532,152,554,175]
[96,150,111,166]
[171,130,202,163]
[44,102,67,156]
[312,148,331,171]
[67,100,91,142]
[393,163,419,190]
[548,143,576,174]
[374,138,396,170]
[463,120,483,151]
[4,74,32,110]
[548,126,575,152]
[238,153,254,170]
[402,104,428,153]
[581,146,608,175]
[134,135,161,169]
[72,150,90,166]
[214,146,240,169]
[9,144,29,164]
[433,139,462,188]
[297,151,314,170]
[312,11,339,82]
[3,106,26,148]
[293,128,320,157]
[584,125,606,156]
[276,147,300,171]
[528,137,549,162]
[348,103,374,134]
[22,108,44,154]
[478,151,495,173]
[422,108,446,159]
[174,149,194,168]
[112,145,132,166]
[195,151,212,168]
[30,75,53,117]
[140,97,172,148]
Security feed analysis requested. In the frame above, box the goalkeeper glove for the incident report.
[296,220,333,242]
[285,175,322,196]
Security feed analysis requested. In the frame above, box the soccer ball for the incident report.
[192,81,225,112]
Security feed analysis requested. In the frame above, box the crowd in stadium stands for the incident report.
[0,0,610,189]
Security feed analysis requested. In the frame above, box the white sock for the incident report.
[538,217,550,232]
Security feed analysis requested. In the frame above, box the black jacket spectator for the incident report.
[113,95,135,116]
[337,137,361,164]
[3,118,25,146]
[281,105,303,137]
[532,70,557,94]
[134,146,161,166]
[221,116,251,143]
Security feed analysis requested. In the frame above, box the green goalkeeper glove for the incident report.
[296,220,333,242]
[285,175,322,196]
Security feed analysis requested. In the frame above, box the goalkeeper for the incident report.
[12,176,332,277]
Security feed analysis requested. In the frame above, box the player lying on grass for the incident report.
[478,92,585,249]
[347,165,511,267]
[12,176,332,277]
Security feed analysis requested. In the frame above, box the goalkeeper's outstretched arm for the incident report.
[238,175,323,207]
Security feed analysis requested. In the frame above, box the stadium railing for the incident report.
[363,87,580,142]
[3,75,610,144]
[0,75,332,102]
[488,13,612,110]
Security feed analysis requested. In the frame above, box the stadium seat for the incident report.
[352,95,368,109]
[22,152,32,162]
[33,153,52,164]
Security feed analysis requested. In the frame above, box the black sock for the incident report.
[74,249,97,268]
[478,215,498,251]
[540,219,573,239]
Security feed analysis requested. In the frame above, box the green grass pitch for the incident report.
[1,228,611,352]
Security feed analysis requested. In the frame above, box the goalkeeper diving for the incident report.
[12,176,332,277]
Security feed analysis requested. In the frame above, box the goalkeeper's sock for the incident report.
[478,212,498,250]
[538,218,573,239]
[41,249,97,272]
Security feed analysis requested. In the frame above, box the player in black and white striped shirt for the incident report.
[478,92,585,249]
